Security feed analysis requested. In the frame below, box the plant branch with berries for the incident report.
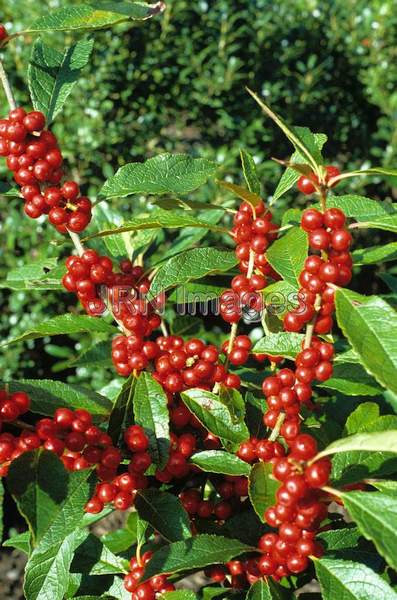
[1,9,397,600]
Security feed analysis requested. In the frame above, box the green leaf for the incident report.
[170,315,202,337]
[266,227,308,286]
[380,273,397,293]
[169,281,227,304]
[263,280,299,318]
[247,90,322,173]
[354,214,397,233]
[72,532,128,575]
[190,451,250,476]
[218,180,263,208]
[273,132,327,202]
[107,375,136,444]
[24,529,85,600]
[160,592,198,600]
[252,332,304,359]
[64,340,112,370]
[315,556,397,600]
[248,462,280,523]
[3,530,31,554]
[332,416,397,485]
[133,372,170,469]
[335,289,397,394]
[1,258,65,291]
[352,242,397,266]
[181,388,249,446]
[93,202,135,258]
[246,578,288,600]
[318,195,396,221]
[218,386,245,423]
[27,2,164,32]
[2,314,117,346]
[72,597,116,600]
[101,529,136,554]
[149,248,237,298]
[0,181,20,197]
[338,167,397,182]
[101,153,217,198]
[6,450,94,550]
[29,37,94,124]
[316,430,397,461]
[341,491,397,571]
[317,527,362,551]
[370,480,397,496]
[83,208,228,242]
[318,363,382,396]
[143,535,254,580]
[344,402,380,435]
[135,490,191,542]
[152,197,226,213]
[7,379,112,417]
[240,149,260,195]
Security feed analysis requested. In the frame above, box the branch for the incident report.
[0,58,17,110]
[67,229,84,257]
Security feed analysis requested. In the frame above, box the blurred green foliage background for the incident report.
[0,0,396,387]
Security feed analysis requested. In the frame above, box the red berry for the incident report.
[331,229,352,251]
[85,496,104,514]
[62,180,79,200]
[0,24,8,42]
[301,209,323,231]
[297,175,316,195]
[325,165,341,184]
[23,111,46,132]
[309,229,331,251]
[305,458,331,487]
[324,207,345,229]
[291,434,317,461]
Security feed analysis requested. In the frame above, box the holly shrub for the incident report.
[1,4,397,600]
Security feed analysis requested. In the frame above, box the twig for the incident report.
[303,294,322,349]
[67,230,84,257]
[321,485,343,498]
[0,58,17,110]
[11,419,35,432]
[319,187,327,213]
[226,322,239,357]
[160,320,169,337]
[269,412,286,442]
[246,249,256,279]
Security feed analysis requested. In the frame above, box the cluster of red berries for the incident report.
[205,559,265,589]
[35,407,123,476]
[0,429,42,477]
[0,388,30,423]
[179,476,248,522]
[257,435,330,578]
[297,165,340,195]
[0,108,92,232]
[62,250,155,321]
[124,551,175,599]
[113,334,241,389]
[85,425,151,513]
[152,336,241,392]
[262,339,334,434]
[237,437,285,464]
[251,210,349,578]
[284,207,352,334]
[0,389,33,476]
[220,201,279,324]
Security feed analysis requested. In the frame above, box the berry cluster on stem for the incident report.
[0,31,357,592]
